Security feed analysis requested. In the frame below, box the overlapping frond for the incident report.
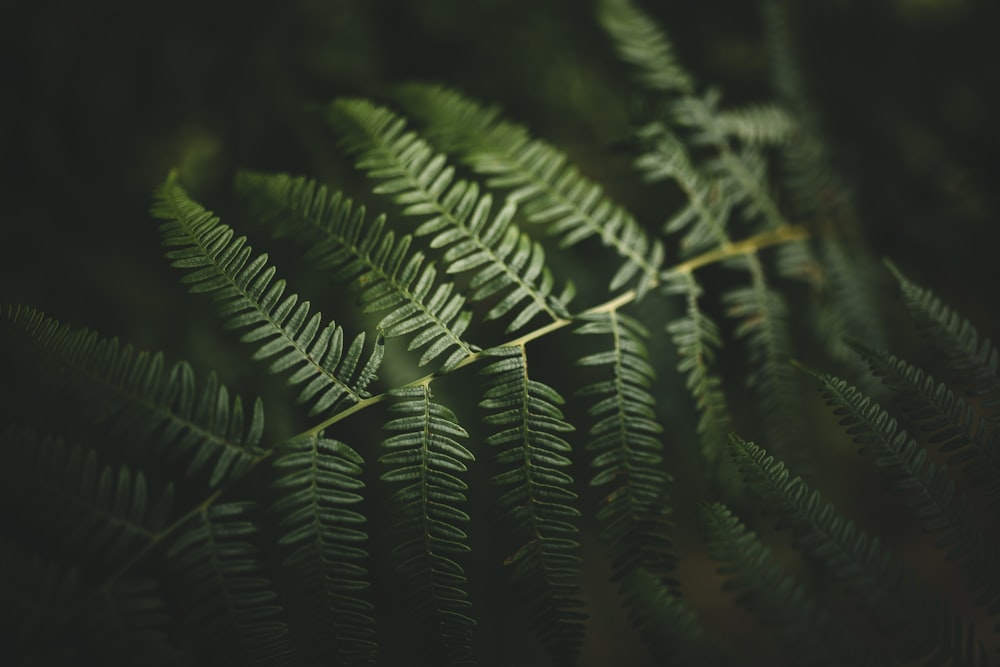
[851,342,1000,502]
[380,385,476,666]
[575,311,674,581]
[698,502,874,666]
[167,501,292,666]
[394,83,664,297]
[234,171,475,371]
[595,0,694,95]
[731,435,986,666]
[888,263,1000,416]
[662,272,731,467]
[713,104,797,147]
[2,427,173,566]
[270,433,375,665]
[325,99,574,333]
[802,367,1000,615]
[1,306,264,487]
[153,176,384,412]
[620,568,728,667]
[479,345,585,665]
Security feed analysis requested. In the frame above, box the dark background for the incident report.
[1,0,998,664]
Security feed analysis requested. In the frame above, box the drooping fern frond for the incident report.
[1,306,264,487]
[888,262,1000,417]
[620,567,729,667]
[697,502,876,666]
[850,341,1000,503]
[595,0,694,95]
[731,435,986,665]
[324,99,574,333]
[575,311,674,581]
[166,501,292,666]
[153,175,384,412]
[479,345,586,666]
[723,256,803,463]
[662,271,731,468]
[233,171,475,371]
[394,83,665,297]
[713,104,798,147]
[269,433,375,665]
[801,366,1000,616]
[1,427,174,566]
[380,385,476,666]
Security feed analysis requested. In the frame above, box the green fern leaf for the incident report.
[662,272,731,468]
[575,311,674,580]
[380,385,476,666]
[153,175,384,412]
[479,345,586,665]
[2,427,173,566]
[393,83,664,297]
[325,99,575,333]
[713,104,798,147]
[234,171,476,371]
[1,306,264,487]
[270,433,375,665]
[698,502,876,666]
[888,262,1000,417]
[801,366,1000,616]
[731,435,986,665]
[167,501,293,665]
[850,341,1000,502]
[723,256,804,462]
[595,0,694,95]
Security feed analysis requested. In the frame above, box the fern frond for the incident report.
[802,367,1000,615]
[325,99,574,333]
[575,311,674,581]
[698,502,874,666]
[730,435,986,666]
[479,345,585,665]
[380,385,476,666]
[888,263,1000,416]
[595,0,694,95]
[850,341,1000,502]
[234,171,476,371]
[153,175,384,412]
[1,306,264,487]
[662,272,731,467]
[270,433,375,665]
[633,122,731,255]
[167,501,293,665]
[394,83,664,297]
[723,256,803,461]
[620,567,728,667]
[2,427,174,566]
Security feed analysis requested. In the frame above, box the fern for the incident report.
[380,385,476,666]
[479,345,585,665]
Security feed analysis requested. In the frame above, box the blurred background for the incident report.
[1,0,998,664]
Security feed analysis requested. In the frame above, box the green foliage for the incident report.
[2,1,997,666]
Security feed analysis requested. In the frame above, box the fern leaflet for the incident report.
[270,433,375,665]
[325,99,574,332]
[234,171,475,371]
[1,306,264,487]
[380,385,476,666]
[479,345,585,665]
[394,83,664,296]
